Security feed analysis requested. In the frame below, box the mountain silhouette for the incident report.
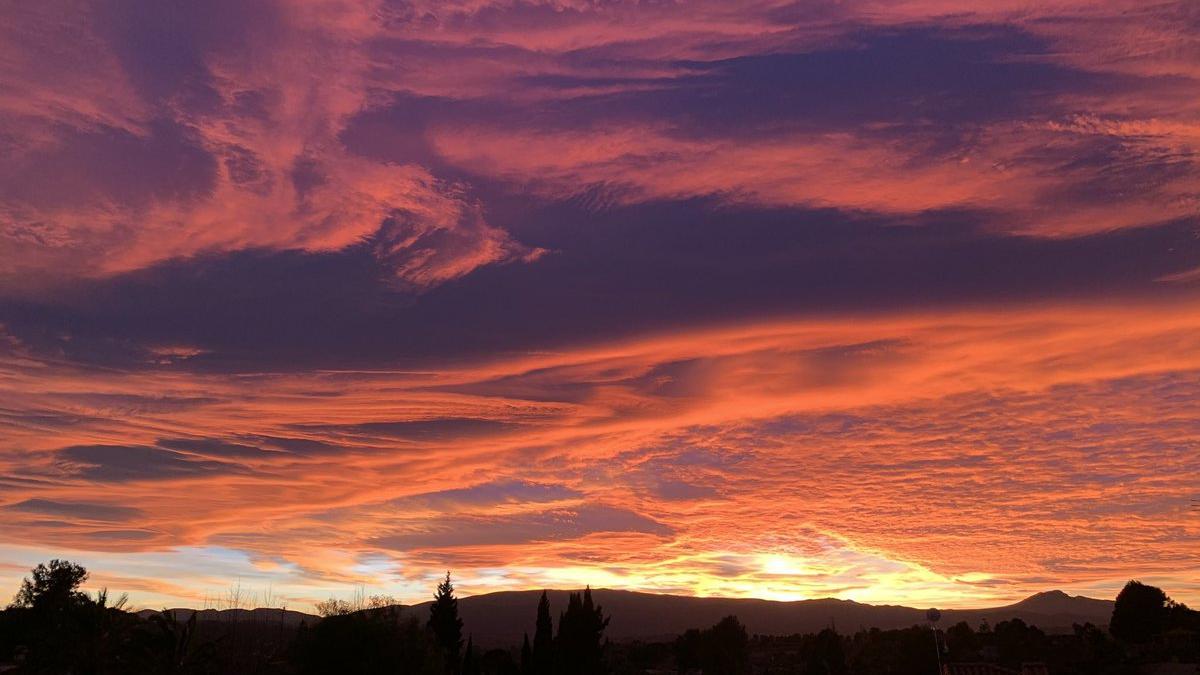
[409,589,1113,646]
[1007,589,1113,616]
[136,589,1113,647]
[135,607,315,626]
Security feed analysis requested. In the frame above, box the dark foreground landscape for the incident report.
[2,560,1198,674]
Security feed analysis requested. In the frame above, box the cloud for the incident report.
[0,0,540,291]
[56,444,243,482]
[1,0,1199,610]
[5,499,144,522]
[371,505,673,550]
[157,438,281,460]
[426,113,1199,238]
[389,480,583,510]
[4,0,1198,294]
[3,198,1197,372]
[0,299,1198,606]
[1158,266,1200,285]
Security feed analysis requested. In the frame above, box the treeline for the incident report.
[0,560,610,675]
[1,560,1198,674]
[304,574,611,675]
[653,580,1199,675]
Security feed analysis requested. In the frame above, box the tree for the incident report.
[10,558,89,610]
[803,628,847,675]
[483,647,521,675]
[462,636,480,675]
[299,608,441,675]
[532,590,554,675]
[676,615,750,675]
[993,619,1048,668]
[429,571,464,673]
[315,598,355,617]
[1072,622,1123,669]
[675,628,702,674]
[1111,580,1170,643]
[3,560,143,674]
[144,608,218,673]
[521,633,532,674]
[945,621,980,662]
[556,587,610,674]
[701,615,750,675]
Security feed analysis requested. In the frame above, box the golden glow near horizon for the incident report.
[1,0,1199,612]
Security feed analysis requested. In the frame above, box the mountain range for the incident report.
[140,589,1113,647]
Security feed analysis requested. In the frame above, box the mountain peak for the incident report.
[1010,590,1112,615]
[1027,590,1071,600]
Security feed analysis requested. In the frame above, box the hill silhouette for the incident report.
[1005,589,1114,617]
[13,562,1198,675]
[135,606,315,626]
[406,589,1113,646]
[140,589,1113,646]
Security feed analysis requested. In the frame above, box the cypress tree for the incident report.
[520,633,532,674]
[462,636,479,675]
[555,586,609,674]
[429,571,464,673]
[532,590,554,674]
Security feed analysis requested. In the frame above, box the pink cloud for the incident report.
[0,0,540,290]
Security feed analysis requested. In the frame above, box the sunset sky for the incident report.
[1,0,1199,612]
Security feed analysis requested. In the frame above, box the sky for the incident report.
[0,0,1198,612]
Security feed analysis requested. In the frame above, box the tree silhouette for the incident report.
[145,608,218,673]
[556,587,610,674]
[676,615,749,675]
[10,558,89,611]
[1111,580,1169,643]
[520,632,532,674]
[429,571,464,673]
[706,615,750,675]
[3,560,143,674]
[299,607,440,675]
[992,618,1048,668]
[483,646,521,675]
[462,635,480,675]
[944,621,980,661]
[11,559,1200,675]
[532,590,554,674]
[803,627,847,675]
[675,628,701,673]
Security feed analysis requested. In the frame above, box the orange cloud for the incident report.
[2,298,1199,607]
[425,114,1200,237]
[2,0,1199,612]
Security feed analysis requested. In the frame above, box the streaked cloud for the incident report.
[0,0,1197,611]
[2,302,1199,606]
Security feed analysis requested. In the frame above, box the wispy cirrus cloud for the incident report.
[0,0,541,291]
[3,0,1198,292]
